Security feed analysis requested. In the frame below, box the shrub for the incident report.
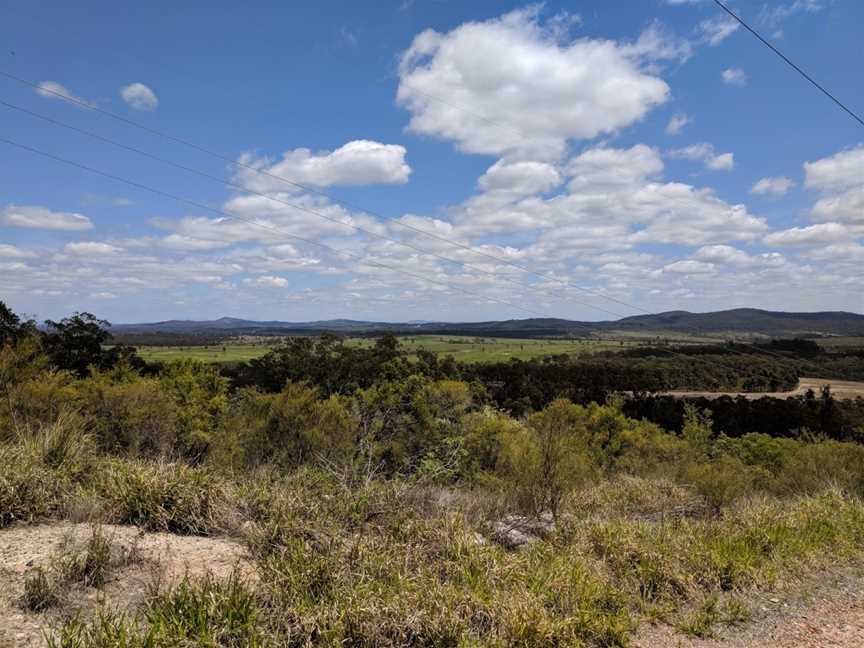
[497,399,593,516]
[158,360,229,461]
[684,455,755,513]
[75,365,179,457]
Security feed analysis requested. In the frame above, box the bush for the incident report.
[497,399,593,516]
[75,364,179,457]
[91,459,228,535]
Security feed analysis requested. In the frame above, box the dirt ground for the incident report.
[2,523,863,647]
[0,523,251,648]
[666,377,864,401]
[635,569,864,648]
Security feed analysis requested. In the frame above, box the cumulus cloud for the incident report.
[243,275,289,288]
[722,67,748,86]
[396,7,672,159]
[804,146,864,223]
[234,141,411,192]
[567,145,664,190]
[478,160,562,196]
[454,144,763,245]
[120,83,159,111]
[668,143,734,170]
[666,113,691,135]
[34,81,94,107]
[751,176,795,196]
[1,205,93,230]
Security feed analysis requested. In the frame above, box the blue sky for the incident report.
[1,0,862,323]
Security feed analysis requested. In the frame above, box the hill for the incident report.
[110,308,864,339]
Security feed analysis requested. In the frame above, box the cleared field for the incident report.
[134,343,278,363]
[133,335,642,364]
[665,377,864,401]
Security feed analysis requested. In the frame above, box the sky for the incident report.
[1,0,863,323]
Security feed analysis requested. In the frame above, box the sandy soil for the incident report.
[665,377,864,401]
[0,523,251,648]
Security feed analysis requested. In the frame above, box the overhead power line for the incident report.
[712,0,864,129]
[0,98,629,320]
[0,69,643,314]
[0,133,796,365]
[0,73,797,361]
[0,134,550,318]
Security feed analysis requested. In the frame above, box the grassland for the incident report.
[134,335,655,364]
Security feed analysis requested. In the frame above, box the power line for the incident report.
[0,98,630,320]
[0,74,797,362]
[0,134,550,318]
[712,0,864,129]
[0,136,797,366]
[0,69,643,314]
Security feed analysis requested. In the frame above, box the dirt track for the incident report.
[665,377,864,401]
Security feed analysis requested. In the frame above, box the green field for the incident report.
[133,335,645,365]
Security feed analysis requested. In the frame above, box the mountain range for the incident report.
[110,309,864,338]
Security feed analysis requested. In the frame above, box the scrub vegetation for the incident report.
[2,300,864,646]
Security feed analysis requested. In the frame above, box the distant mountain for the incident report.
[110,308,864,338]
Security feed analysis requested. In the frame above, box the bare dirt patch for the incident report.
[635,569,864,648]
[0,523,251,648]
[665,377,864,401]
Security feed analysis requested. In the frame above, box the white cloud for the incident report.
[64,242,122,256]
[1,205,93,230]
[91,291,117,299]
[478,160,562,195]
[698,15,739,46]
[694,245,785,268]
[243,275,289,288]
[567,144,664,190]
[751,176,795,196]
[668,143,734,170]
[804,146,864,223]
[804,146,864,191]
[666,113,691,135]
[234,141,411,192]
[721,67,748,86]
[663,260,716,274]
[764,223,851,246]
[34,81,94,107]
[0,244,36,258]
[120,83,159,111]
[759,1,826,35]
[396,7,672,159]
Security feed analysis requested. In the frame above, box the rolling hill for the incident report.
[110,308,864,339]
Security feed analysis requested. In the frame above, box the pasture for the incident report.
[133,334,646,364]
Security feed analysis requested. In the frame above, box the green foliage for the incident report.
[158,359,229,460]
[75,362,179,456]
[497,399,593,516]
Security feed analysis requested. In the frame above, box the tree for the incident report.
[42,312,112,377]
[0,301,36,347]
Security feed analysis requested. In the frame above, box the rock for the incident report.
[492,513,554,550]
